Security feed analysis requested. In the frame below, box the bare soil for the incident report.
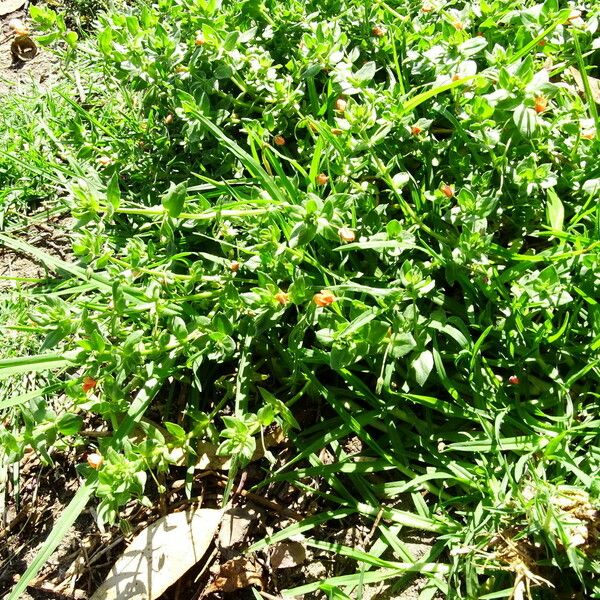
[0,210,75,289]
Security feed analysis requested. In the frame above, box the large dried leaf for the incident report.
[569,66,600,104]
[91,507,223,600]
[0,0,25,16]
[218,506,261,549]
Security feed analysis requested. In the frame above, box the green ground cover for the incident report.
[1,0,599,597]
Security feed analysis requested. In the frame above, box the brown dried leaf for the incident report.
[205,557,265,594]
[569,66,600,104]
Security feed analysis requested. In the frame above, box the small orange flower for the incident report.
[411,125,422,136]
[371,25,386,37]
[453,21,464,30]
[273,135,286,146]
[230,261,240,272]
[335,98,347,113]
[275,292,289,305]
[87,452,104,469]
[82,376,97,393]
[451,73,461,82]
[338,227,356,243]
[582,130,595,140]
[195,32,205,46]
[316,173,329,186]
[534,96,547,114]
[441,184,454,198]
[508,375,521,385]
[313,290,336,307]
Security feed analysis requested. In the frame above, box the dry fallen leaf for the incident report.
[217,506,260,549]
[90,507,223,600]
[568,66,600,104]
[0,0,25,16]
[270,541,306,569]
[204,557,265,595]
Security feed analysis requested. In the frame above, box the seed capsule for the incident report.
[316,173,329,185]
[338,227,356,243]
[273,135,286,146]
[87,452,104,469]
[441,184,454,198]
[275,292,289,305]
[335,98,347,113]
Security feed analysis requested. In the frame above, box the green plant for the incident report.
[1,0,599,598]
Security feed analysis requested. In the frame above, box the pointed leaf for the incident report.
[413,350,434,386]
[161,181,188,218]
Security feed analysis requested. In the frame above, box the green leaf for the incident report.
[164,421,187,441]
[459,37,488,56]
[56,413,83,436]
[6,484,94,600]
[161,181,188,218]
[0,353,72,380]
[513,105,538,136]
[330,344,357,370]
[106,172,121,211]
[412,350,434,386]
[546,189,564,231]
[354,61,376,82]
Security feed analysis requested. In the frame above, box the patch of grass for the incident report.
[1,0,600,598]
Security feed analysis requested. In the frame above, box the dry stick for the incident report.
[80,429,111,438]
[213,478,303,521]
[0,502,32,540]
[191,547,219,600]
